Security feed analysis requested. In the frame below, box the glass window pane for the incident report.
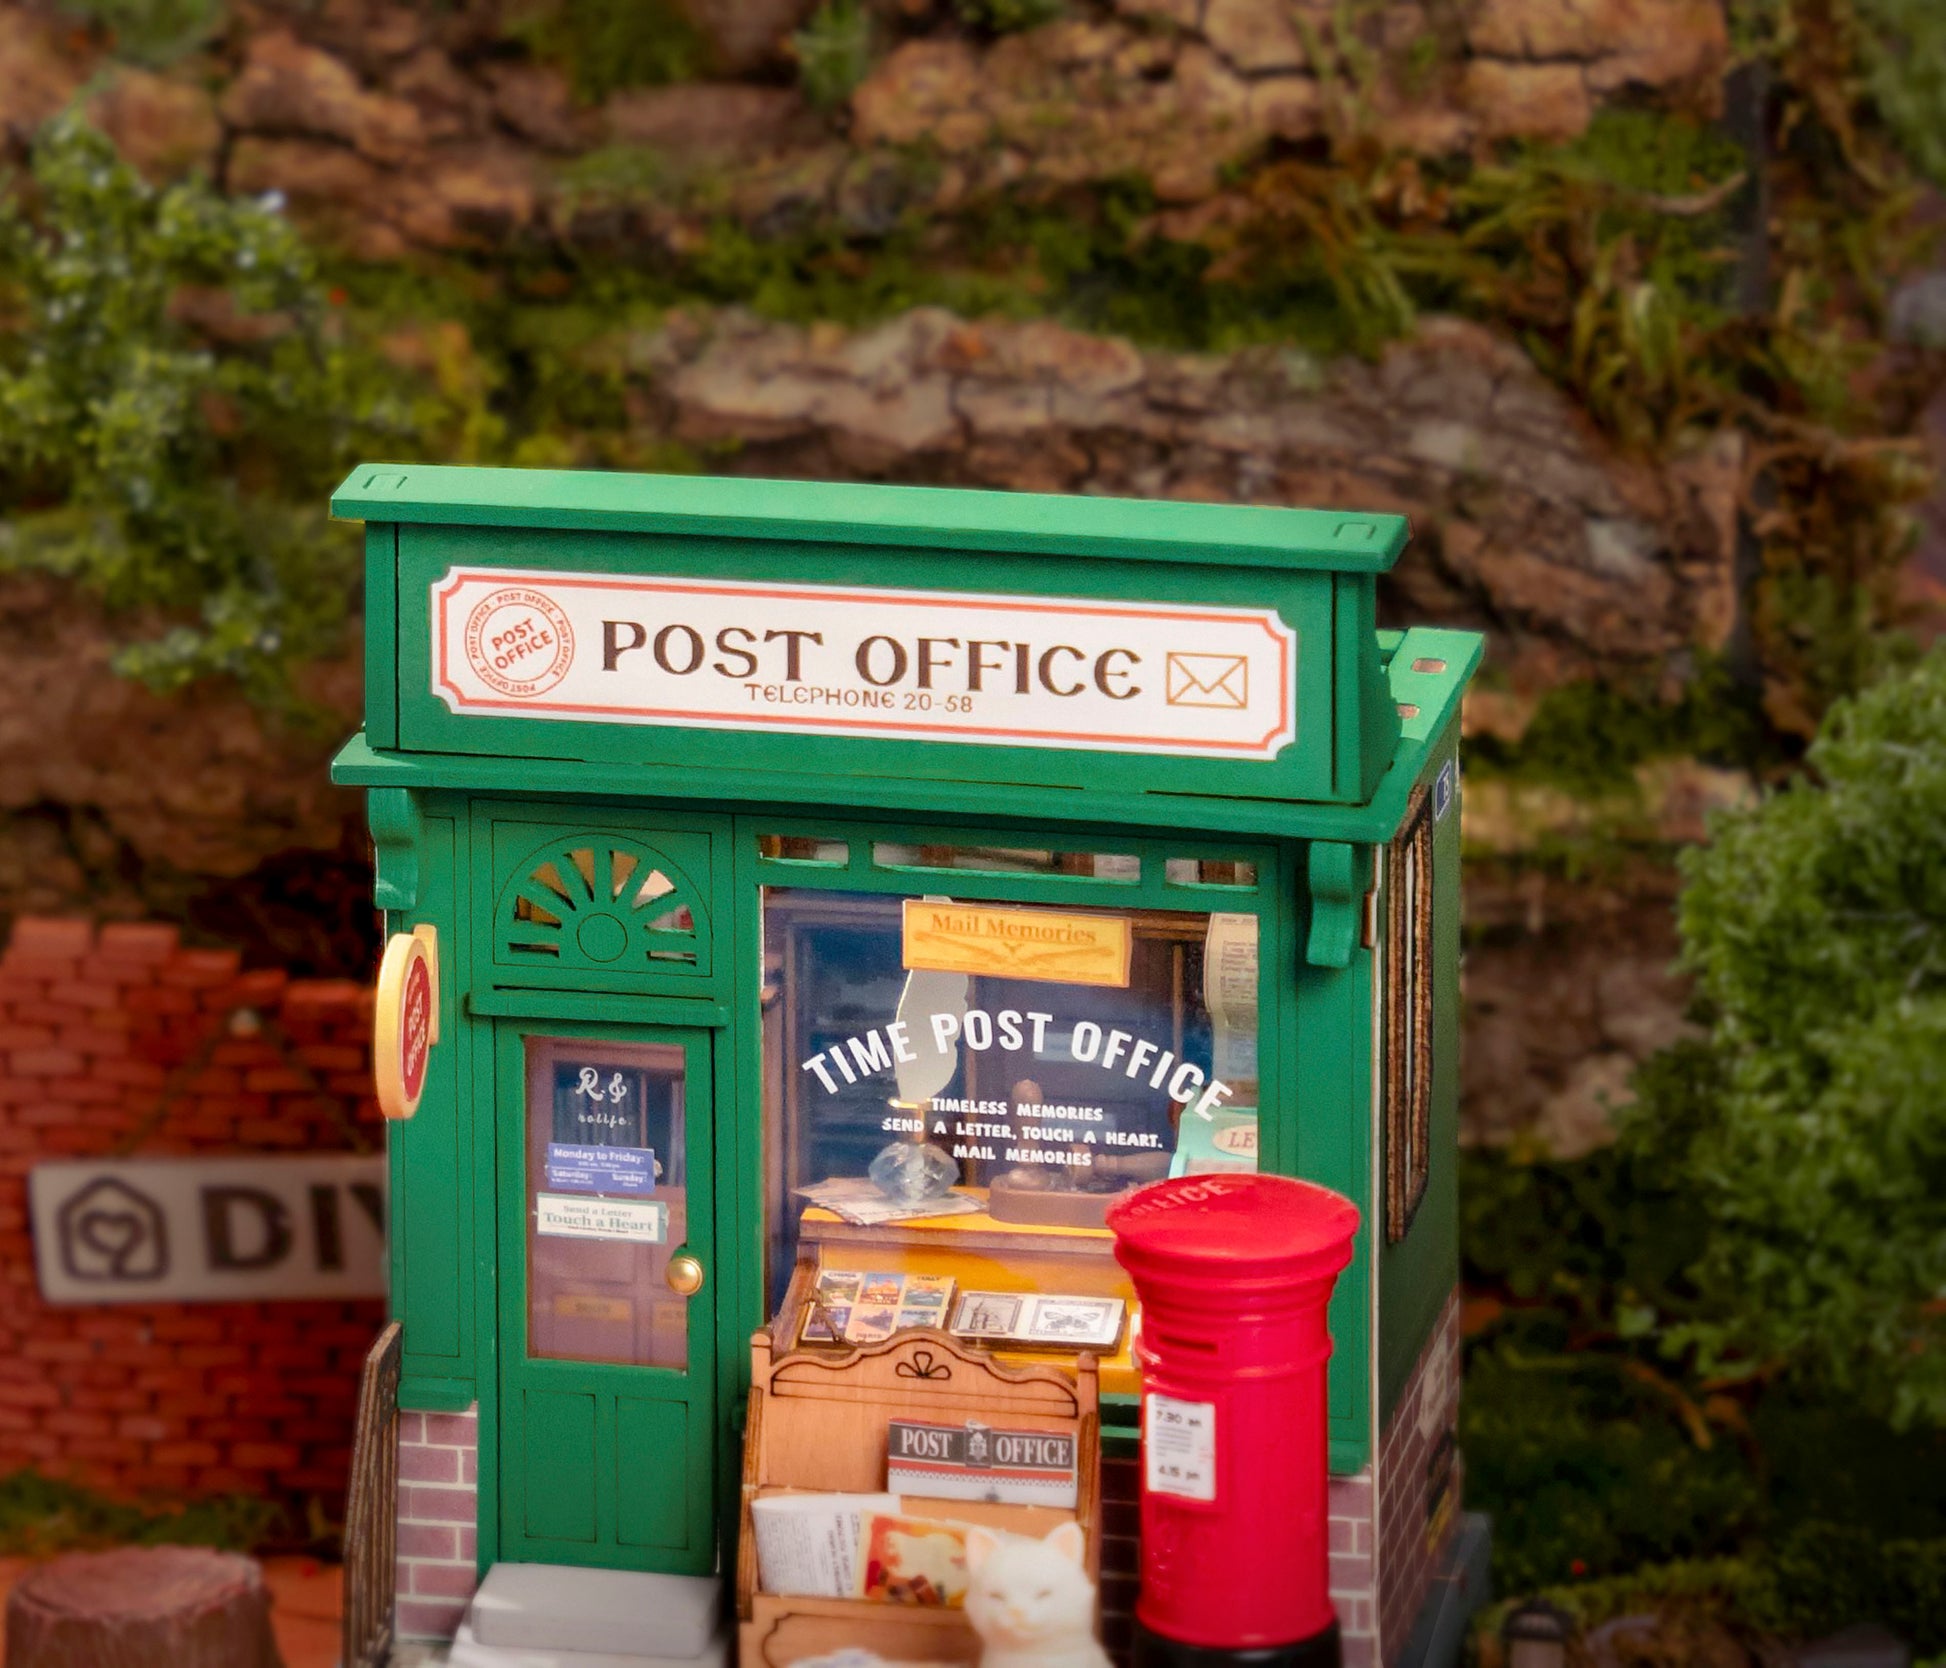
[759,890,1261,1315]
[525,1036,690,1370]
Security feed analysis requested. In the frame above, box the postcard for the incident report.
[948,1292,1023,1339]
[858,1512,971,1606]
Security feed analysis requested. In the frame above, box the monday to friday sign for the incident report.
[431,567,1298,760]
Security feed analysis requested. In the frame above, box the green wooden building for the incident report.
[329,464,1485,1668]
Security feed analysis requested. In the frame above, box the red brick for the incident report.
[283,982,368,1015]
[44,1411,113,1439]
[409,1561,481,1599]
[62,1436,145,1466]
[23,1340,96,1364]
[402,1486,477,1524]
[152,1441,220,1466]
[0,1380,62,1410]
[296,1045,364,1071]
[116,1415,173,1442]
[193,1466,269,1493]
[9,919,94,958]
[0,1025,56,1048]
[419,1412,479,1448]
[231,1441,301,1469]
[401,1444,459,1483]
[10,1048,85,1075]
[120,1463,197,1491]
[47,981,126,1009]
[398,1523,459,1561]
[97,922,181,961]
[127,987,197,1016]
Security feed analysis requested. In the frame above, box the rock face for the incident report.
[1460,865,1691,1154]
[0,0,1734,251]
[644,306,1739,689]
[0,576,364,950]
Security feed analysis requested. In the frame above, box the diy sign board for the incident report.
[29,1155,387,1305]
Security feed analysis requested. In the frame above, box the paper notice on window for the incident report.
[534,1194,668,1243]
[751,1493,899,1598]
[1203,913,1259,1086]
[1145,1393,1217,1502]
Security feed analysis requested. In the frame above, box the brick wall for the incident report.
[1098,1441,1140,1666]
[0,917,384,1519]
[1376,1288,1464,1665]
[1329,1470,1380,1667]
[396,1406,481,1640]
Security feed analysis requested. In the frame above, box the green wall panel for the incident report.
[1377,726,1465,1424]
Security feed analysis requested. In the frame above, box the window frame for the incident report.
[1384,787,1434,1243]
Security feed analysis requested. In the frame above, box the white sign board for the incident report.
[1144,1392,1218,1502]
[535,1193,669,1243]
[29,1156,387,1305]
[431,567,1298,760]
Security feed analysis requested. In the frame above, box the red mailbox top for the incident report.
[1107,1173,1360,1287]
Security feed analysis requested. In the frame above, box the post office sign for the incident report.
[430,566,1298,761]
[29,1155,387,1305]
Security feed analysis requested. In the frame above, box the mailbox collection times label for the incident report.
[1144,1392,1218,1502]
[433,567,1298,760]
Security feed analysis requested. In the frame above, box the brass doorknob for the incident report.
[666,1254,705,1297]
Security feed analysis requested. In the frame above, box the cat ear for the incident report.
[964,1526,1001,1575]
[1044,1522,1086,1566]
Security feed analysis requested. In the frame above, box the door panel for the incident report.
[519,1390,598,1543]
[498,1022,716,1572]
[616,1398,691,1550]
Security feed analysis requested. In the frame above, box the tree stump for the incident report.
[5,1546,285,1668]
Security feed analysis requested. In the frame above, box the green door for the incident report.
[496,1020,716,1571]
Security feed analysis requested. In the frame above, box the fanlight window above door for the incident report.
[498,836,710,983]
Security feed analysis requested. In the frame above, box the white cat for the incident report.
[963,1522,1112,1668]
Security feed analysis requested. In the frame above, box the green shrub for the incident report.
[1622,645,1946,1426]
[0,1470,286,1556]
[955,0,1063,34]
[0,114,402,704]
[512,0,711,102]
[792,0,874,113]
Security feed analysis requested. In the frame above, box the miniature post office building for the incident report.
[330,465,1483,1668]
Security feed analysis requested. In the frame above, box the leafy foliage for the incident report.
[1463,664,1774,800]
[0,115,400,704]
[1459,1145,1946,1621]
[954,0,1063,35]
[792,0,875,112]
[0,1469,286,1555]
[512,0,711,101]
[1620,646,1946,1425]
[56,0,225,67]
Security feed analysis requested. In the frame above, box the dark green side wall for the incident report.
[1376,720,1465,1426]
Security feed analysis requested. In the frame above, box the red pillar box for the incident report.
[1106,1174,1360,1668]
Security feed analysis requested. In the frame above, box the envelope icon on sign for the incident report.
[1165,652,1249,709]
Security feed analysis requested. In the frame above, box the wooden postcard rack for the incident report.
[737,1326,1101,1667]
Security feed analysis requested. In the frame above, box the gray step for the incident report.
[466,1563,722,1660]
[447,1620,729,1668]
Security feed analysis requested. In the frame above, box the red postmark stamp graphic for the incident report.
[464,587,574,698]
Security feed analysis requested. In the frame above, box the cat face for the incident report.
[964,1523,1095,1648]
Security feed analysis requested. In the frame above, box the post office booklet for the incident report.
[750,1493,900,1598]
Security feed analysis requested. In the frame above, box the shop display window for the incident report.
[760,876,1263,1381]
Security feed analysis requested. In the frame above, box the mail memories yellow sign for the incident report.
[902,901,1133,988]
